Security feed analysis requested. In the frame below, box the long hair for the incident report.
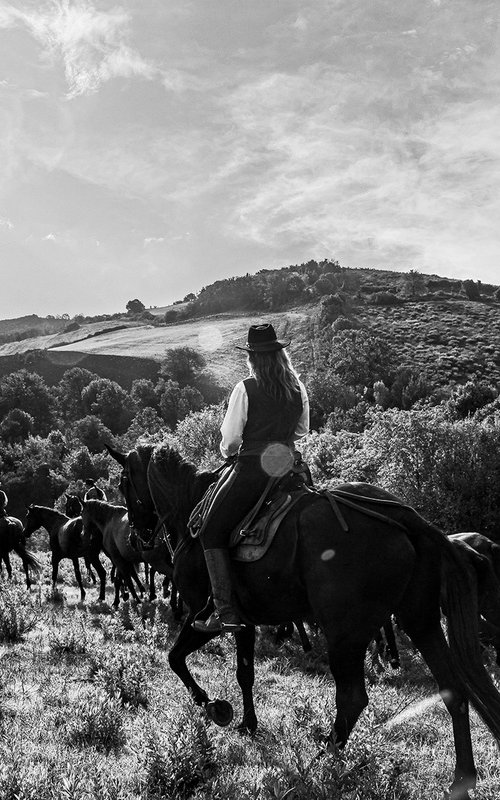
[247,349,301,402]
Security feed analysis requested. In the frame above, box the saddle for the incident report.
[188,452,313,563]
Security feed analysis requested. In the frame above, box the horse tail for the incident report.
[13,542,43,575]
[405,509,500,741]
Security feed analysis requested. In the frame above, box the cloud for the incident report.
[144,236,165,246]
[0,216,14,228]
[1,1,157,97]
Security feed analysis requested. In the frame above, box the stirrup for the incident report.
[192,612,245,634]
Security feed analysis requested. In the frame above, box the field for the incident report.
[46,310,317,388]
[1,558,500,800]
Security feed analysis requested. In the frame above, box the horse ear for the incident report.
[105,442,127,466]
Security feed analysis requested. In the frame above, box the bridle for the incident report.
[121,463,176,559]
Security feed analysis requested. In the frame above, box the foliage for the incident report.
[81,378,137,435]
[126,298,146,314]
[0,579,40,642]
[444,379,498,420]
[54,367,100,421]
[65,689,126,753]
[89,648,149,709]
[0,369,56,435]
[159,346,207,387]
[143,700,215,798]
[172,404,225,468]
[67,415,115,453]
[0,408,34,443]
[158,379,204,429]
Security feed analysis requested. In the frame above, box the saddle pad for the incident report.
[231,492,305,562]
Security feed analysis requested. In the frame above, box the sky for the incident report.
[0,0,499,319]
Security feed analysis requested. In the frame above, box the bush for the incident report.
[143,701,215,798]
[0,580,40,642]
[65,689,126,752]
[89,648,149,709]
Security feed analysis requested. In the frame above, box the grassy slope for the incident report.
[47,309,317,388]
[1,561,499,800]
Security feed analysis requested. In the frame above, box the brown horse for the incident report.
[107,442,500,800]
[23,505,106,602]
[0,514,41,588]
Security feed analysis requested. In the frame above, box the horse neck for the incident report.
[33,506,68,533]
[85,500,125,531]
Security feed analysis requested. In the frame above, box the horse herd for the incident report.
[1,442,500,799]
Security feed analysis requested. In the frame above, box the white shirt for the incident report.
[220,379,310,459]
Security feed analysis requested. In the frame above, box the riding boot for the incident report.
[192,548,245,634]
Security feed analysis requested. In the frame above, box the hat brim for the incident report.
[235,339,291,352]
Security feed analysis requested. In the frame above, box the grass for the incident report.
[1,559,500,799]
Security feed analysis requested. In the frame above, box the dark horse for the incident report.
[0,514,41,588]
[80,499,174,608]
[449,532,500,665]
[108,442,500,800]
[24,505,106,602]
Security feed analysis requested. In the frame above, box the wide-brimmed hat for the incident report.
[236,323,290,352]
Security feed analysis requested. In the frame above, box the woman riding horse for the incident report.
[192,323,309,635]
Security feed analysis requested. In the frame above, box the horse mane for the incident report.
[84,499,126,526]
[148,445,218,527]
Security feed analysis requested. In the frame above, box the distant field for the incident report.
[49,310,316,386]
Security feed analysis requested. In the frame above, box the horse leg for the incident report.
[382,618,400,668]
[72,558,86,603]
[295,620,312,652]
[400,617,476,800]
[235,625,257,733]
[170,582,184,620]
[149,567,157,601]
[84,556,96,585]
[168,616,232,721]
[21,556,31,588]
[3,553,12,580]
[51,554,60,592]
[326,638,370,747]
[90,555,106,602]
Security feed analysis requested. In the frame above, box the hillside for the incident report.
[1,264,500,389]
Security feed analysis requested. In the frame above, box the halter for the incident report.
[122,461,176,559]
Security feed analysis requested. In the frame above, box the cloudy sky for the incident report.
[1,0,499,319]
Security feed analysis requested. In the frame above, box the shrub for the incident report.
[89,648,149,709]
[0,579,40,642]
[143,701,215,798]
[65,689,126,752]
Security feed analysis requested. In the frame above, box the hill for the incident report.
[1,264,499,390]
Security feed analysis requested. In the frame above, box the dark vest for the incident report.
[241,377,302,451]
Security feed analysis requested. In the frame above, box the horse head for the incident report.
[106,443,158,539]
[64,493,83,519]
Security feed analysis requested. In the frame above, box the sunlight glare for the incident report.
[383,690,451,729]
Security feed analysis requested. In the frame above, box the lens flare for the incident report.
[197,325,223,351]
[321,549,336,561]
[260,443,294,477]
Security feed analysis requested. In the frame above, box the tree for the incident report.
[130,379,159,411]
[400,269,425,299]
[327,330,397,390]
[0,369,55,435]
[461,280,481,301]
[159,347,207,387]
[158,380,204,428]
[0,409,34,443]
[81,378,137,434]
[68,415,115,453]
[126,298,146,315]
[55,367,99,421]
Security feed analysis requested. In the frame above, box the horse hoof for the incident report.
[206,699,234,727]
